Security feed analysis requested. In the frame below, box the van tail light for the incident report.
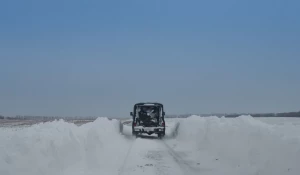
[133,122,136,126]
[162,122,165,126]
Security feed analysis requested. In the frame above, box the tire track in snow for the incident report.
[118,134,203,175]
[118,137,186,175]
[162,140,201,175]
[118,138,136,175]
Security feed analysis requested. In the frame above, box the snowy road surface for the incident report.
[1,116,300,175]
[118,137,201,175]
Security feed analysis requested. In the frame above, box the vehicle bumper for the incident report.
[133,126,165,134]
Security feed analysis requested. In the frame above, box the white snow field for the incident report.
[1,116,300,175]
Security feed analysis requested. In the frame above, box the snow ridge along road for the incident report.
[1,116,300,175]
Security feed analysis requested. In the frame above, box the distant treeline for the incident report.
[166,111,300,118]
[0,115,99,120]
[224,111,300,118]
[1,111,300,120]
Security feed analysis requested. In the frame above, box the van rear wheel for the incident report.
[157,133,163,139]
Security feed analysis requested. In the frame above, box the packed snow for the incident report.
[1,116,300,175]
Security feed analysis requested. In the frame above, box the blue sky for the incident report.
[0,0,300,117]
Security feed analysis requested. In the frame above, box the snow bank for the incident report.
[0,117,131,175]
[164,118,180,138]
[167,115,300,175]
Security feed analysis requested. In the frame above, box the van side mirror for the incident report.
[130,112,133,116]
[162,112,165,116]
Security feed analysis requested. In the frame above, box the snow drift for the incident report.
[1,115,300,175]
[0,117,131,175]
[167,115,300,175]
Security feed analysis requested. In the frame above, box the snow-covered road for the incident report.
[1,116,300,175]
[118,137,201,175]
